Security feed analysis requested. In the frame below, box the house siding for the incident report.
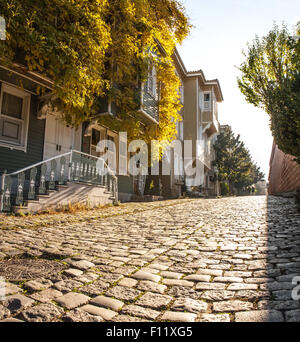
[0,73,45,174]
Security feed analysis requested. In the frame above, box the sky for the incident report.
[177,0,300,178]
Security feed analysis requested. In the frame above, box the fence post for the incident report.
[0,170,7,212]
[68,150,73,182]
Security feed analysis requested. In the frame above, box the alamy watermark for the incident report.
[94,133,213,186]
[0,277,5,301]
[291,276,300,300]
[0,16,6,40]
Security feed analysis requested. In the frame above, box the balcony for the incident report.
[94,84,159,125]
[202,100,219,137]
[137,83,159,125]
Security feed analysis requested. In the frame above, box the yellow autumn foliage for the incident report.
[0,0,190,158]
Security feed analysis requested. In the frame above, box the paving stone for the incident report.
[196,283,226,290]
[160,271,183,279]
[113,314,148,322]
[160,311,197,322]
[235,310,284,322]
[2,294,35,313]
[167,286,200,300]
[122,305,160,320]
[162,279,194,287]
[55,292,90,309]
[30,288,63,303]
[4,283,22,296]
[137,281,167,294]
[263,281,294,291]
[227,283,258,291]
[90,295,124,311]
[224,271,252,278]
[285,309,300,322]
[0,196,298,322]
[197,313,231,322]
[53,279,84,293]
[25,278,53,292]
[131,271,161,283]
[19,303,64,322]
[76,272,99,283]
[257,300,300,311]
[196,269,223,277]
[79,280,110,297]
[81,304,118,320]
[62,308,103,322]
[100,273,124,284]
[201,290,235,301]
[244,278,271,284]
[214,276,244,283]
[0,305,10,320]
[213,300,254,312]
[272,290,293,301]
[68,260,95,270]
[64,268,84,278]
[148,263,169,271]
[118,278,138,288]
[0,318,24,322]
[136,292,173,309]
[236,290,269,301]
[171,298,208,313]
[105,286,141,302]
[184,274,211,282]
[140,267,160,274]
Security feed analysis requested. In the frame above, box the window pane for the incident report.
[107,135,115,151]
[2,92,23,119]
[92,128,100,146]
[0,119,21,142]
[204,93,210,101]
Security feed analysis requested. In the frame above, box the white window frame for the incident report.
[0,83,31,152]
[203,91,211,111]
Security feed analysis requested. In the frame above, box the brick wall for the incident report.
[268,141,300,195]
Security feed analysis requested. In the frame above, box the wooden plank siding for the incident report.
[0,70,46,174]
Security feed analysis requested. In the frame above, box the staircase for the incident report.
[0,150,118,214]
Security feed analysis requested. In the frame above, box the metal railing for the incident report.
[0,150,118,212]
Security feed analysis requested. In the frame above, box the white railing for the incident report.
[0,150,118,212]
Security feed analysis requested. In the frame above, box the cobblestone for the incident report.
[55,293,90,309]
[19,303,64,322]
[0,196,299,322]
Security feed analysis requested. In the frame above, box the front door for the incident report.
[43,114,74,160]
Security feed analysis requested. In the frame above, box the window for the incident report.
[203,92,211,111]
[107,135,115,152]
[204,93,210,102]
[0,83,30,150]
[145,61,157,97]
[91,128,100,146]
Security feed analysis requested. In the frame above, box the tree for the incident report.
[237,23,300,163]
[213,126,265,195]
[0,0,190,150]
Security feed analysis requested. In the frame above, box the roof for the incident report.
[172,51,224,102]
[186,69,224,102]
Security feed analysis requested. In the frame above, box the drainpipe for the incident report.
[0,170,7,212]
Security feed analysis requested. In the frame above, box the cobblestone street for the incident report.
[0,196,300,322]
